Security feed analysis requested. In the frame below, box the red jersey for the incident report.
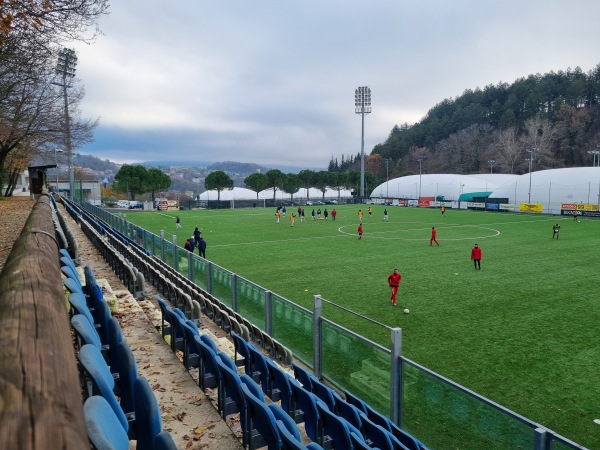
[387,272,401,287]
[358,224,363,233]
[471,246,482,260]
[431,228,437,238]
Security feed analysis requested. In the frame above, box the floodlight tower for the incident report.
[417,156,426,198]
[588,145,600,167]
[488,159,495,174]
[525,147,539,204]
[55,48,77,199]
[355,86,371,201]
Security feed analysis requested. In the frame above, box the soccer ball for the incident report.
[403,308,410,315]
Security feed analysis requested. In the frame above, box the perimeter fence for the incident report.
[80,201,586,450]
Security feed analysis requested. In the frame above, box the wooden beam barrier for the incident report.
[0,194,88,450]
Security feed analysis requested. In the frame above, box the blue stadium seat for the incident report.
[84,396,130,450]
[71,314,104,353]
[350,432,377,450]
[113,340,139,414]
[195,336,221,391]
[333,393,364,434]
[309,375,336,412]
[317,401,363,450]
[215,355,250,445]
[241,383,299,450]
[67,292,95,326]
[78,344,129,433]
[276,419,306,450]
[60,255,78,275]
[200,333,219,354]
[388,422,427,450]
[344,390,369,414]
[360,414,395,450]
[181,321,201,369]
[61,265,82,287]
[247,343,271,397]
[155,295,174,339]
[231,329,252,373]
[289,377,321,443]
[265,357,293,415]
[292,361,313,391]
[133,377,163,450]
[107,316,125,367]
[153,430,178,450]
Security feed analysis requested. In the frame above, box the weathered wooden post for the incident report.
[0,194,88,449]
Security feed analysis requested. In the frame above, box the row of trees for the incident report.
[111,165,172,201]
[203,168,380,201]
[0,1,107,196]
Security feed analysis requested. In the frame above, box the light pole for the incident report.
[385,158,390,198]
[525,147,539,204]
[417,156,426,198]
[488,159,495,174]
[54,149,64,191]
[355,86,371,202]
[588,146,600,167]
[55,48,77,200]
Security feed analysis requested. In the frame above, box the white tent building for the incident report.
[370,174,518,200]
[488,167,600,213]
[197,187,262,201]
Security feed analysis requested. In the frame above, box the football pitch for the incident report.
[125,204,599,448]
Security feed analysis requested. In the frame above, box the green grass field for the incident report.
[125,204,599,448]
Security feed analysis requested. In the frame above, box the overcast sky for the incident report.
[72,1,600,170]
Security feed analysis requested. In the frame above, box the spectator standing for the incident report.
[194,226,201,245]
[430,227,440,246]
[198,237,207,258]
[189,235,195,250]
[471,243,482,270]
[184,238,193,252]
[387,268,402,306]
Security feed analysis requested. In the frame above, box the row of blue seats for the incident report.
[60,249,178,450]
[232,329,427,450]
[157,292,425,450]
[156,295,323,450]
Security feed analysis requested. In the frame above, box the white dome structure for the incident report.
[489,167,600,213]
[198,187,263,201]
[370,174,518,200]
[259,187,352,200]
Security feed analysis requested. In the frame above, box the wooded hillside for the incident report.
[365,64,600,178]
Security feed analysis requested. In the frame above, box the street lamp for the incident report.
[55,48,77,200]
[488,159,495,174]
[525,147,539,204]
[588,145,600,167]
[355,86,372,202]
[416,156,426,198]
